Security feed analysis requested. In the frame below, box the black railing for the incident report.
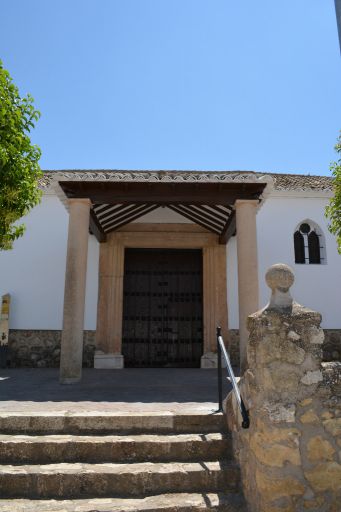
[216,326,250,429]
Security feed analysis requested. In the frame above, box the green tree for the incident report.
[325,133,341,254]
[0,60,42,250]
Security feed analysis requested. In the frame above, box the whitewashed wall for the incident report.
[0,195,99,330]
[227,193,341,328]
[0,190,340,331]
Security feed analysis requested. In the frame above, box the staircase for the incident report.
[0,411,247,511]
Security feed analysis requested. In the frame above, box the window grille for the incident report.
[294,221,325,265]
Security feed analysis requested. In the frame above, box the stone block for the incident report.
[250,430,300,467]
[263,402,296,423]
[255,470,305,500]
[323,417,341,437]
[305,462,341,492]
[301,370,323,385]
[300,410,319,424]
[303,496,325,509]
[200,352,227,369]
[307,436,335,462]
[94,352,124,369]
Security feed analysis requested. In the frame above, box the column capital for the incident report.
[68,198,91,207]
[235,199,259,208]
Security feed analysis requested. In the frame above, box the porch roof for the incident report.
[44,170,273,244]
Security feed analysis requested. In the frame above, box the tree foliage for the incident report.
[0,60,42,250]
[325,133,341,254]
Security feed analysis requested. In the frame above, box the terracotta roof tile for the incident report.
[40,170,333,192]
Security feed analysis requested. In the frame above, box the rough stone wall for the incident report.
[227,329,240,367]
[226,264,341,512]
[5,326,341,370]
[7,330,96,368]
[227,329,341,368]
[322,329,341,361]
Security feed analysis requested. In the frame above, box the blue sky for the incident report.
[1,0,340,174]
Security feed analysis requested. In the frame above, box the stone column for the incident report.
[226,264,341,512]
[235,199,259,373]
[59,198,91,384]
[94,234,124,368]
[201,244,228,368]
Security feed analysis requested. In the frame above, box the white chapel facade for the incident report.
[0,170,340,381]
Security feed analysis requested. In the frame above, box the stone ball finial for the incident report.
[265,263,295,312]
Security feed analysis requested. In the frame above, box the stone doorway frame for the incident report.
[94,223,228,369]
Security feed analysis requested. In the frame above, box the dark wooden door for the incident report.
[122,249,203,367]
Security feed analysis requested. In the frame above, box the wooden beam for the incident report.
[94,203,133,220]
[99,204,147,227]
[168,205,220,235]
[105,205,160,233]
[89,209,107,243]
[60,181,266,205]
[102,204,154,230]
[174,204,225,231]
[203,204,233,217]
[219,210,236,244]
[186,204,227,227]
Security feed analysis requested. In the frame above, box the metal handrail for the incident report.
[216,326,250,429]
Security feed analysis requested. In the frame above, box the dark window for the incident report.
[294,231,305,264]
[299,223,310,234]
[294,222,324,265]
[308,231,321,264]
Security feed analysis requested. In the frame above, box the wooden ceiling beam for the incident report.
[175,205,225,231]
[99,204,145,226]
[89,209,107,243]
[219,210,236,245]
[203,204,233,217]
[102,204,152,230]
[168,205,220,235]
[94,203,132,220]
[105,205,160,233]
[186,204,227,227]
[60,181,266,205]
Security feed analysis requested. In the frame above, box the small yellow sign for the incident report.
[0,294,10,346]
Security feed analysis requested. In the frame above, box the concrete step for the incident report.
[0,432,232,464]
[0,493,247,511]
[0,461,240,499]
[0,412,225,435]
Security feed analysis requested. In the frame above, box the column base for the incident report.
[59,376,81,385]
[200,352,227,369]
[94,351,124,369]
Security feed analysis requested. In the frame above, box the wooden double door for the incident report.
[122,249,203,367]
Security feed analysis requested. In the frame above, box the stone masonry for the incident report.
[6,327,341,369]
[227,328,341,367]
[7,330,95,368]
[226,263,341,512]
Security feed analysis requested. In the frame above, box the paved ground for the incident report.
[0,368,232,414]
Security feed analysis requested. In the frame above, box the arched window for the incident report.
[293,221,326,265]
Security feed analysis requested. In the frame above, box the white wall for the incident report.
[1,191,340,331]
[0,195,99,330]
[227,193,341,329]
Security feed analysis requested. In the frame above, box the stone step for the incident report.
[0,432,232,464]
[0,492,247,511]
[0,461,240,499]
[0,412,225,435]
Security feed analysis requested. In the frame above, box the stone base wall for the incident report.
[6,330,96,368]
[227,329,240,367]
[4,328,341,369]
[323,329,341,361]
[227,328,341,367]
